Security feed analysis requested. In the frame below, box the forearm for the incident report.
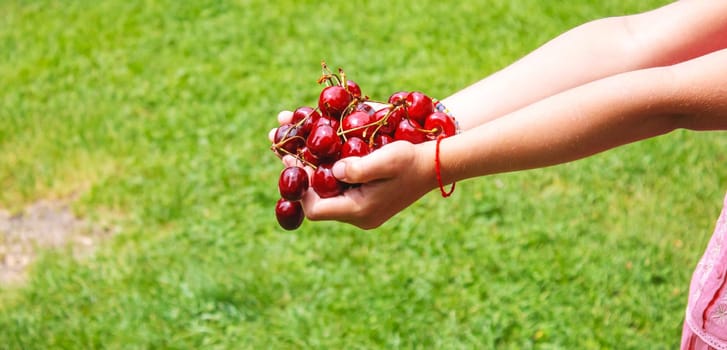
[432,48,727,185]
[444,0,727,130]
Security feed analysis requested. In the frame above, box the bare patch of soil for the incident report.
[0,199,111,285]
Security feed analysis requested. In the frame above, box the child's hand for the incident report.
[299,139,436,229]
[268,110,437,229]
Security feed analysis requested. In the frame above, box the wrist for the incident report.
[414,137,456,197]
[413,141,438,192]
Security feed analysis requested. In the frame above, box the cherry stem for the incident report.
[269,142,318,170]
[271,135,306,151]
[336,99,365,141]
[336,104,408,147]
[318,62,343,86]
[292,107,319,130]
[340,68,347,91]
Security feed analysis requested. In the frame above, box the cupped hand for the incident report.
[300,140,436,229]
[269,109,437,229]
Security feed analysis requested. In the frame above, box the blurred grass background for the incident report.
[1,0,725,348]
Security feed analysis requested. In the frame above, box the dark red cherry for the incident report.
[373,106,404,136]
[299,146,321,167]
[405,91,434,124]
[394,119,428,144]
[278,166,309,201]
[341,111,374,139]
[373,134,395,150]
[424,112,457,139]
[306,123,341,160]
[275,198,304,230]
[311,163,345,198]
[318,85,352,118]
[346,80,362,99]
[388,91,409,105]
[316,114,340,132]
[291,106,320,136]
[273,124,305,155]
[341,137,370,158]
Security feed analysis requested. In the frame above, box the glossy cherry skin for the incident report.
[388,91,409,105]
[394,119,428,144]
[291,106,320,136]
[341,137,370,158]
[316,114,340,132]
[311,163,345,198]
[405,91,434,124]
[424,112,457,139]
[373,106,404,136]
[346,80,362,99]
[341,111,374,139]
[372,134,395,150]
[278,166,309,201]
[306,123,341,160]
[275,198,304,230]
[299,146,321,167]
[318,85,352,118]
[273,124,305,156]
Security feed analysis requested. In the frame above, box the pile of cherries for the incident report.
[271,62,458,230]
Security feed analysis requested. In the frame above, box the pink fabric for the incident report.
[682,193,727,350]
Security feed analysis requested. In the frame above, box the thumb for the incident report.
[332,141,414,184]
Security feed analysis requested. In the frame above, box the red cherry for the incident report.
[306,123,341,160]
[291,106,320,136]
[273,124,305,155]
[278,166,309,201]
[299,146,321,167]
[316,114,340,132]
[388,91,409,105]
[405,91,434,124]
[346,80,362,99]
[275,198,304,230]
[373,106,404,136]
[318,85,352,118]
[372,133,395,150]
[394,119,428,144]
[311,163,345,198]
[341,111,374,139]
[341,137,370,158]
[424,112,457,139]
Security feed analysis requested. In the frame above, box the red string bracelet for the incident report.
[435,134,456,197]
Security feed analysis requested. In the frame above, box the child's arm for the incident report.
[448,0,727,130]
[437,49,727,183]
[302,48,727,229]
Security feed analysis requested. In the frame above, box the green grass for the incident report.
[1,0,725,348]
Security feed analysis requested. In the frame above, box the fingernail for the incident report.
[332,161,346,179]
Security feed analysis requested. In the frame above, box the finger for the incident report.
[268,128,277,142]
[282,155,304,168]
[332,141,414,184]
[278,110,293,125]
[301,185,366,222]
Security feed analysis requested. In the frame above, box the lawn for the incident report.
[1,0,725,348]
